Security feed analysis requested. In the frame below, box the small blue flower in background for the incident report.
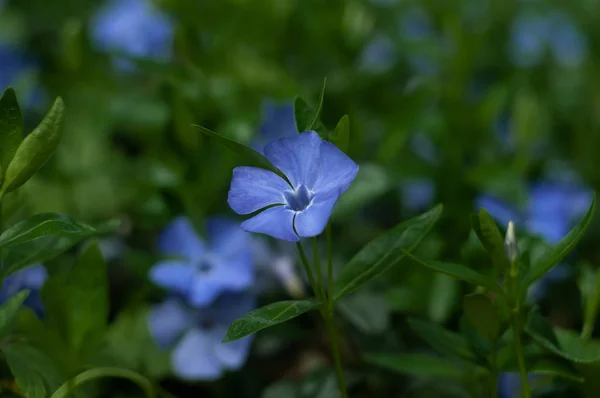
[251,100,297,154]
[150,217,254,307]
[90,0,173,70]
[0,264,48,317]
[498,372,536,398]
[547,11,587,68]
[0,47,43,108]
[252,237,304,299]
[401,178,435,213]
[399,6,433,41]
[357,34,397,75]
[228,131,359,242]
[510,11,587,68]
[149,292,256,381]
[476,178,592,299]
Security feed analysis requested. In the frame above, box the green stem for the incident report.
[312,237,326,300]
[324,309,348,398]
[296,242,321,302]
[49,367,155,398]
[511,314,530,398]
[489,341,498,398]
[326,224,333,310]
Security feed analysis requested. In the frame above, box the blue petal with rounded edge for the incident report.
[241,206,298,242]
[294,194,338,238]
[172,328,223,381]
[149,261,195,296]
[313,140,359,196]
[148,299,193,349]
[158,217,205,260]
[228,167,288,215]
[264,131,321,189]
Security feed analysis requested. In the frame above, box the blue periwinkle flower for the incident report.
[228,131,359,242]
[498,372,536,398]
[252,101,297,154]
[90,0,173,69]
[149,293,255,381]
[510,14,550,68]
[0,264,48,316]
[0,47,42,108]
[150,217,254,307]
[399,6,433,41]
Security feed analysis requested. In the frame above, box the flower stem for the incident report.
[511,313,530,398]
[49,367,155,398]
[325,307,348,398]
[296,242,322,302]
[489,341,498,398]
[326,224,333,309]
[312,237,326,301]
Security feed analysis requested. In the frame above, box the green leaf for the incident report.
[1,235,89,278]
[330,115,349,151]
[49,367,155,398]
[523,193,596,288]
[528,358,584,383]
[3,343,65,398]
[333,204,443,301]
[223,300,321,343]
[193,124,288,182]
[294,78,327,135]
[471,209,508,271]
[364,352,465,379]
[0,213,96,248]
[402,250,502,294]
[338,291,389,334]
[0,290,29,337]
[463,293,500,341]
[579,264,600,339]
[526,309,600,363]
[262,380,299,398]
[0,96,64,196]
[42,241,108,360]
[0,87,24,184]
[408,318,478,362]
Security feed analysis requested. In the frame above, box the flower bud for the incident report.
[504,221,519,263]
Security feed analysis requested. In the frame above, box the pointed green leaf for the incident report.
[402,250,502,294]
[526,309,600,363]
[338,291,389,334]
[333,204,443,301]
[463,293,500,341]
[330,114,349,151]
[471,209,508,271]
[0,213,96,248]
[3,343,65,398]
[523,193,596,288]
[528,358,584,382]
[408,318,477,362]
[192,124,288,181]
[0,290,29,336]
[0,97,64,195]
[294,78,327,136]
[42,242,108,360]
[364,352,465,379]
[224,300,321,343]
[49,367,155,398]
[0,87,24,184]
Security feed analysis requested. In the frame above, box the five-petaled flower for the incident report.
[228,131,359,242]
[0,264,48,317]
[149,292,255,381]
[149,217,254,307]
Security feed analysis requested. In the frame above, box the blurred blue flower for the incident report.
[498,372,536,398]
[402,178,435,212]
[547,11,587,68]
[150,217,254,307]
[90,0,173,70]
[399,6,433,40]
[149,292,256,381]
[411,132,438,164]
[228,131,359,241]
[510,11,587,68]
[0,264,47,317]
[251,101,297,154]
[357,34,397,75]
[252,237,304,298]
[0,46,43,108]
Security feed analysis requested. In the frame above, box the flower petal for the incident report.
[188,279,223,307]
[294,194,338,238]
[241,206,298,242]
[211,326,253,370]
[149,261,194,296]
[228,167,289,215]
[148,299,193,348]
[172,329,223,381]
[264,131,321,188]
[208,258,254,291]
[158,217,205,260]
[313,140,359,196]
[475,195,521,227]
[207,217,252,261]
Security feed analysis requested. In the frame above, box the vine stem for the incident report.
[312,238,326,300]
[296,242,322,302]
[49,367,155,398]
[326,224,333,311]
[511,313,530,398]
